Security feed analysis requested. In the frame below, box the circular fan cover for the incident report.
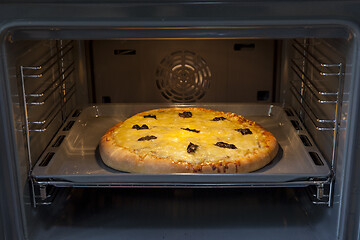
[156,50,211,102]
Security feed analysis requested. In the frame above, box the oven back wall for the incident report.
[91,39,275,103]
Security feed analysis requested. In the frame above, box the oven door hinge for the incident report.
[307,173,335,207]
[29,177,59,207]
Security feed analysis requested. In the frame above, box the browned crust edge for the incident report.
[99,108,279,173]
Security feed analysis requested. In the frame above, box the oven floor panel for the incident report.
[31,104,330,185]
[33,228,319,240]
[31,188,324,240]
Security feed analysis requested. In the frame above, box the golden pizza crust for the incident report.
[99,108,279,173]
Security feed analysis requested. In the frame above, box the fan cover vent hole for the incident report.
[156,50,211,102]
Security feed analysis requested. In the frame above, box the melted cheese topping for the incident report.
[112,108,267,164]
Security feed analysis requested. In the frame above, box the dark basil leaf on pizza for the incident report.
[138,135,157,141]
[132,124,149,130]
[179,111,192,118]
[215,142,237,149]
[187,142,199,153]
[181,128,200,133]
[235,128,253,135]
[212,117,226,121]
[144,114,157,119]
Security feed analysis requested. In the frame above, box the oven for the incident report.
[1,1,360,240]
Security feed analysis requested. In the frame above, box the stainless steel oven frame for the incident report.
[1,1,360,240]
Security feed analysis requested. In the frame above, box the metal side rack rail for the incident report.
[290,39,346,206]
[19,40,77,207]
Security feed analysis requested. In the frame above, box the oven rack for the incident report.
[30,104,332,206]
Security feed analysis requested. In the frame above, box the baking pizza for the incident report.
[99,107,278,173]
